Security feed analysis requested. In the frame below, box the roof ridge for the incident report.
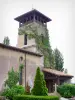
[43,68,73,77]
[0,43,42,57]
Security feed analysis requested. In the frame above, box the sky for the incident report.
[0,0,75,82]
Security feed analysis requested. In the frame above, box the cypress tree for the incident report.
[32,67,48,96]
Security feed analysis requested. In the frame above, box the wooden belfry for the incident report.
[14,9,52,46]
[15,9,52,27]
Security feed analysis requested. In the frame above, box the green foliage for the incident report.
[19,64,24,71]
[31,67,48,96]
[1,85,25,100]
[5,68,19,88]
[3,36,10,45]
[19,25,55,68]
[57,83,75,98]
[19,24,64,69]
[41,73,48,96]
[1,67,25,99]
[13,95,59,100]
[53,48,64,71]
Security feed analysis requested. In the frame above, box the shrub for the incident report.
[57,83,75,98]
[31,67,48,96]
[5,68,19,88]
[1,85,25,100]
[13,95,59,100]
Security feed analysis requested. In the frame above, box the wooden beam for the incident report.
[44,77,57,80]
[59,76,72,80]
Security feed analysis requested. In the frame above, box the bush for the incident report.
[57,83,75,98]
[31,67,48,96]
[1,85,25,100]
[5,68,19,88]
[13,95,59,100]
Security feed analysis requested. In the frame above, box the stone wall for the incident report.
[0,46,43,90]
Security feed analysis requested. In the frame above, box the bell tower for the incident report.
[14,9,52,52]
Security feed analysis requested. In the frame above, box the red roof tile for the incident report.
[43,68,73,77]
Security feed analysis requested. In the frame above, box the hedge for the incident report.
[57,83,75,98]
[1,85,25,100]
[13,95,59,100]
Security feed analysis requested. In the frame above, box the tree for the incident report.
[31,67,48,96]
[3,36,10,45]
[53,48,64,71]
[5,68,19,88]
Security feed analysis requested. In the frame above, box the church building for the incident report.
[0,9,73,93]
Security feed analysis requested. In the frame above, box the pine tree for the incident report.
[31,67,48,96]
[3,36,10,46]
[53,48,64,71]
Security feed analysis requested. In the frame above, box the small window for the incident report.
[24,34,27,45]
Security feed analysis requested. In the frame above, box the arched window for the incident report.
[19,56,23,63]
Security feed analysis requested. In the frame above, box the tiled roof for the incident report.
[43,68,73,77]
[14,9,52,23]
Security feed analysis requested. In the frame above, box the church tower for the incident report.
[15,9,52,52]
